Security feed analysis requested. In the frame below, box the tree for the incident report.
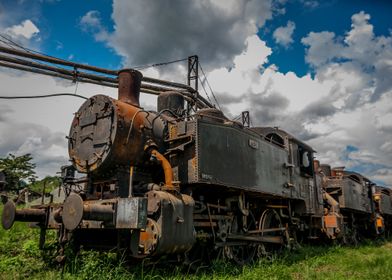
[0,153,37,191]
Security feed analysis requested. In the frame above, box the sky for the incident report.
[0,0,391,186]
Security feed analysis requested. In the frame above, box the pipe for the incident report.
[0,61,204,101]
[151,149,174,188]
[0,45,118,75]
[0,45,214,108]
[0,54,118,84]
[0,45,204,93]
[1,201,46,230]
[323,192,340,213]
[0,61,118,88]
[313,160,320,172]
[118,69,143,106]
[83,203,114,222]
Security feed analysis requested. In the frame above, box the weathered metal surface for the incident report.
[195,120,289,196]
[68,95,164,173]
[62,193,147,230]
[1,201,46,230]
[321,212,343,239]
[62,193,84,230]
[157,91,184,115]
[320,164,332,176]
[116,197,147,229]
[150,149,174,188]
[1,201,16,230]
[226,234,284,244]
[326,176,372,213]
[145,190,195,255]
[139,218,160,255]
[376,186,392,215]
[118,69,142,107]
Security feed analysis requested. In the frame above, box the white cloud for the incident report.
[80,10,101,28]
[5,19,39,40]
[79,10,109,42]
[0,71,118,178]
[301,0,319,9]
[82,0,273,69]
[204,11,392,185]
[273,20,296,48]
[1,7,391,186]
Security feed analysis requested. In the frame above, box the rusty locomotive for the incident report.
[1,68,392,265]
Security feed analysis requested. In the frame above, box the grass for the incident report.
[1,203,392,280]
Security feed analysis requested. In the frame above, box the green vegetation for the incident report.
[28,176,61,194]
[1,205,392,280]
[0,154,37,191]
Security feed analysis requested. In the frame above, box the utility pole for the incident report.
[242,111,250,127]
[187,55,199,114]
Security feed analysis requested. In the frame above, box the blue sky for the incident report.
[263,0,392,76]
[0,0,391,185]
[2,0,391,74]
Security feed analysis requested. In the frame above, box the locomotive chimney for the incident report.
[313,160,320,173]
[118,69,143,107]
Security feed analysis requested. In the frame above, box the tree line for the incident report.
[0,153,60,193]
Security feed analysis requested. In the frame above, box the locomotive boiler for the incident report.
[2,62,392,265]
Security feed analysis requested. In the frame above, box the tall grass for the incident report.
[1,204,392,280]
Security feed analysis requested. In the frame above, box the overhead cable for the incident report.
[0,93,88,100]
[133,57,188,70]
[198,62,221,110]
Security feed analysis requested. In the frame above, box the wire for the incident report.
[0,93,88,100]
[198,76,213,105]
[0,38,18,50]
[74,81,79,95]
[232,113,242,121]
[133,57,188,70]
[0,33,69,63]
[198,62,221,110]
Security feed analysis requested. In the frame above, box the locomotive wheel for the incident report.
[224,212,257,265]
[341,224,358,246]
[341,214,359,246]
[258,209,286,256]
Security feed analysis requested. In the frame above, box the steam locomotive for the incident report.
[2,69,391,265]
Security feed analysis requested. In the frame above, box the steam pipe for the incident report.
[323,192,340,213]
[151,149,174,188]
[118,69,143,106]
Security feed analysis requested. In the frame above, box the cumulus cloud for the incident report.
[0,70,118,178]
[80,10,102,28]
[203,11,392,185]
[0,18,41,49]
[4,19,39,39]
[296,12,392,184]
[79,10,109,42]
[0,120,68,178]
[82,0,274,69]
[273,20,296,48]
[302,11,392,103]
